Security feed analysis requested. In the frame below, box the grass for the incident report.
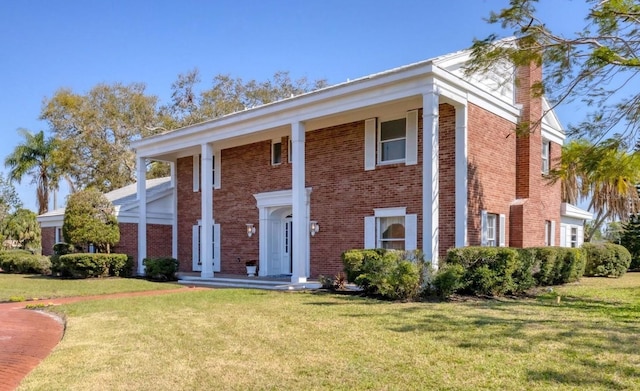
[13,273,640,390]
[0,273,178,302]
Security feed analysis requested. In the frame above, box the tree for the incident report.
[40,83,160,193]
[1,208,41,252]
[0,173,22,222]
[63,188,119,253]
[620,214,640,269]
[158,69,328,129]
[466,0,640,142]
[4,129,59,214]
[550,138,640,240]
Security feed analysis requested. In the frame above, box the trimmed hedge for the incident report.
[0,250,51,274]
[583,243,631,277]
[433,246,586,298]
[342,249,426,300]
[143,257,179,281]
[530,247,585,286]
[52,253,129,278]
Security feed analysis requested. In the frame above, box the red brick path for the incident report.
[0,287,207,391]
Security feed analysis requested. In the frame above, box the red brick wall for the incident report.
[41,227,56,256]
[510,63,562,247]
[466,103,518,246]
[439,104,456,257]
[114,223,172,269]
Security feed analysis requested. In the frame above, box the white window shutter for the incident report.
[550,221,556,246]
[577,225,584,247]
[480,210,488,246]
[192,155,200,192]
[499,214,506,247]
[364,216,375,248]
[214,152,221,190]
[405,214,418,251]
[364,118,376,171]
[213,223,221,272]
[192,225,200,264]
[406,110,418,165]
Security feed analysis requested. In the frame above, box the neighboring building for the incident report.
[37,177,174,259]
[63,46,587,283]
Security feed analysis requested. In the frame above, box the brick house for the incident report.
[93,48,589,282]
[38,177,174,259]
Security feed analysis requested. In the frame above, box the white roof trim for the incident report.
[561,203,593,220]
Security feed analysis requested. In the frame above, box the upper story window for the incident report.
[542,139,550,175]
[193,153,217,192]
[272,140,282,165]
[379,118,407,164]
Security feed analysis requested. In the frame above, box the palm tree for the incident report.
[549,139,640,241]
[4,129,61,215]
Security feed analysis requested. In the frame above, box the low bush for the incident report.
[445,247,521,296]
[0,250,51,274]
[143,257,179,281]
[54,253,129,278]
[341,249,425,300]
[431,263,465,298]
[530,247,585,285]
[583,243,631,277]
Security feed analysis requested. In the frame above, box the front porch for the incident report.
[177,272,322,291]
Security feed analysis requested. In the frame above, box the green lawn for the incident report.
[15,273,640,391]
[0,274,178,302]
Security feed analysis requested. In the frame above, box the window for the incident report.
[378,216,405,250]
[272,140,282,165]
[288,138,292,163]
[481,210,505,247]
[486,214,497,246]
[570,227,578,248]
[379,118,406,163]
[193,154,216,192]
[364,207,417,250]
[542,140,550,175]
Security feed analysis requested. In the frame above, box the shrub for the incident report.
[445,247,521,296]
[0,250,51,274]
[341,249,424,300]
[528,247,585,285]
[432,263,465,298]
[558,247,586,283]
[143,257,179,280]
[54,253,129,278]
[583,243,631,277]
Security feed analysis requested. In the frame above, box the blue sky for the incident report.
[0,0,589,212]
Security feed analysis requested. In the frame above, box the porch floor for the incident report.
[177,272,322,290]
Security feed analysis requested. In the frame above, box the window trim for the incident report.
[486,213,497,247]
[542,139,550,175]
[377,116,407,165]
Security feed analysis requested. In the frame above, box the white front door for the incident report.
[266,213,293,276]
[192,223,221,272]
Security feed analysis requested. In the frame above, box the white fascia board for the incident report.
[561,203,593,220]
[37,214,64,228]
[542,123,565,145]
[117,211,173,225]
[133,64,436,159]
[431,67,520,123]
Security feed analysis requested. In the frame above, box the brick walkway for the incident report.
[0,287,206,391]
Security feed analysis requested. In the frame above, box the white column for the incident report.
[137,156,147,275]
[454,103,468,248]
[423,88,439,267]
[291,121,308,283]
[170,161,178,259]
[201,143,214,278]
